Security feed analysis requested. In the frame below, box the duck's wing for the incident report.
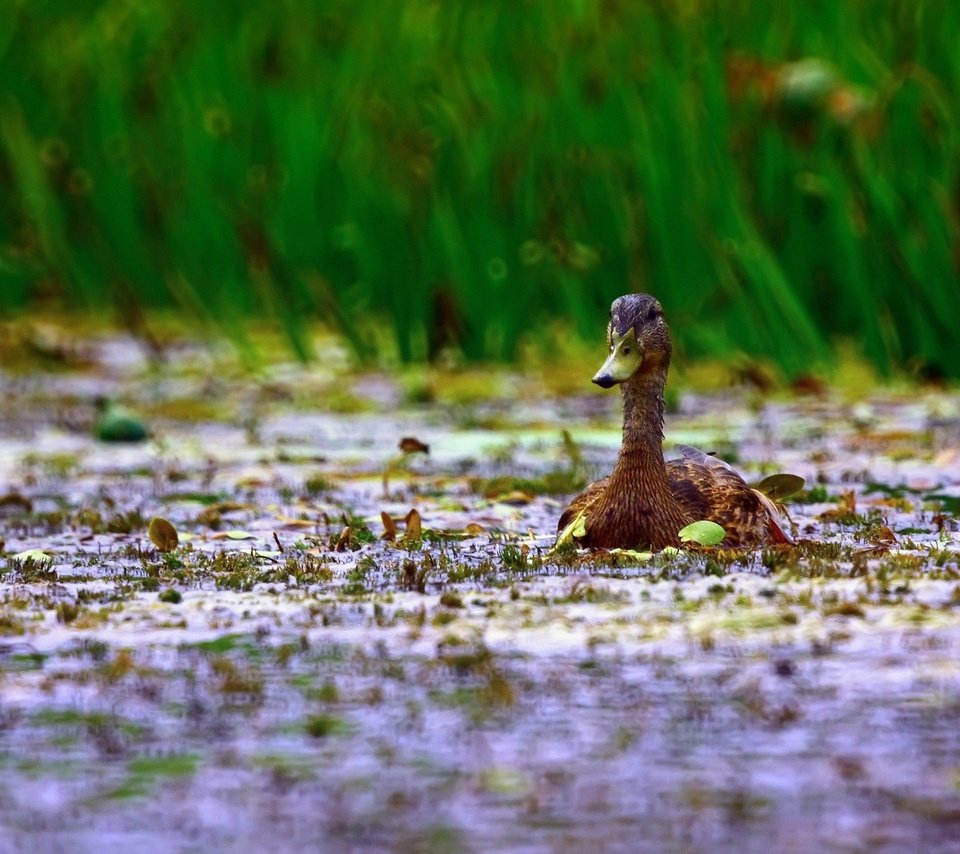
[556,477,609,534]
[676,444,738,473]
[667,457,792,546]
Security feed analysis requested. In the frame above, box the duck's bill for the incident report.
[592,328,642,387]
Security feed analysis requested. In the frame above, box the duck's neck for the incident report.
[609,364,672,492]
[589,360,690,548]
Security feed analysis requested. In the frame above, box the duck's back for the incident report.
[667,449,790,546]
[557,448,791,548]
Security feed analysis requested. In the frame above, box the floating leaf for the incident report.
[381,511,397,541]
[398,436,430,454]
[495,490,534,506]
[11,549,53,564]
[404,508,422,540]
[464,523,485,536]
[209,501,254,513]
[678,520,726,546]
[148,517,179,552]
[755,473,805,500]
[211,530,257,541]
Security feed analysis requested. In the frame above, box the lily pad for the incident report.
[678,520,726,546]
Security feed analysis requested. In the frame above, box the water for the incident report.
[1,331,959,852]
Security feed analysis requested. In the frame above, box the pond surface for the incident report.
[2,330,960,852]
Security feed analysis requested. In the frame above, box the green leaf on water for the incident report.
[678,520,726,546]
[755,473,805,500]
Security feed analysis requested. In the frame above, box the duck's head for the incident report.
[592,294,671,388]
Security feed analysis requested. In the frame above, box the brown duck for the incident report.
[557,294,793,550]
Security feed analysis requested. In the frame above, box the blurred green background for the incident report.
[1,0,957,375]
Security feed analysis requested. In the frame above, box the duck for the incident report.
[557,293,795,550]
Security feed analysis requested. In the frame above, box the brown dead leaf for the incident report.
[464,522,485,536]
[737,361,776,392]
[210,501,254,514]
[196,507,222,528]
[0,492,32,512]
[818,490,857,523]
[790,374,827,396]
[148,517,179,553]
[399,436,430,454]
[381,511,398,541]
[234,476,268,488]
[869,525,898,546]
[335,526,353,551]
[404,508,422,540]
[275,516,316,530]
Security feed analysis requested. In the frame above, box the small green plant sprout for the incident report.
[148,517,179,553]
[678,520,726,546]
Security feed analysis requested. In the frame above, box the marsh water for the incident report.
[2,331,960,853]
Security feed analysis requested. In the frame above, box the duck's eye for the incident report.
[621,346,631,356]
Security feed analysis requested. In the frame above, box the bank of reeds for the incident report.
[1,1,956,374]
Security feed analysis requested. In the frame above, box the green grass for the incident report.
[1,0,957,374]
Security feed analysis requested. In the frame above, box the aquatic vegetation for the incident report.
[0,334,959,849]
[2,3,959,377]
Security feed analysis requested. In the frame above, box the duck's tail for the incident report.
[752,488,794,544]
